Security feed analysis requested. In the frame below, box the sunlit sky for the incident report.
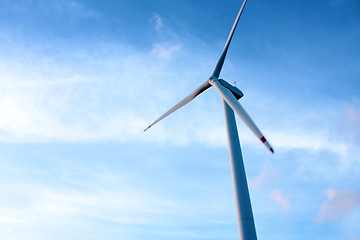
[0,0,359,239]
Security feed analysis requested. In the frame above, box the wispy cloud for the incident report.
[152,13,164,32]
[269,189,291,212]
[150,43,182,60]
[315,189,360,223]
[0,19,217,146]
[0,181,177,239]
[0,157,243,239]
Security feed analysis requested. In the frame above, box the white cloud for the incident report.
[271,130,348,155]
[269,189,291,212]
[0,25,223,146]
[152,13,164,32]
[150,43,182,60]
[149,13,183,60]
[2,45,358,164]
[316,189,360,223]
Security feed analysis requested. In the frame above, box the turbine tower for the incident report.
[144,1,273,239]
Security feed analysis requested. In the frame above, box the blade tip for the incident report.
[143,126,151,132]
[270,148,274,154]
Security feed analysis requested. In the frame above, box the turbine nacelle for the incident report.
[209,76,243,100]
[219,79,244,100]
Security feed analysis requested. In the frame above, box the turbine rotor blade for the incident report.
[144,81,211,132]
[210,79,274,153]
[212,0,247,78]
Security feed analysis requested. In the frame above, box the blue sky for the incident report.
[0,0,359,239]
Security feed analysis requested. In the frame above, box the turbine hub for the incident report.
[208,75,218,84]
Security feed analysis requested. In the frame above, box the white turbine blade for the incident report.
[211,80,274,153]
[212,0,247,78]
[144,81,211,132]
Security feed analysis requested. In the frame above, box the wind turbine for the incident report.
[144,0,273,239]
